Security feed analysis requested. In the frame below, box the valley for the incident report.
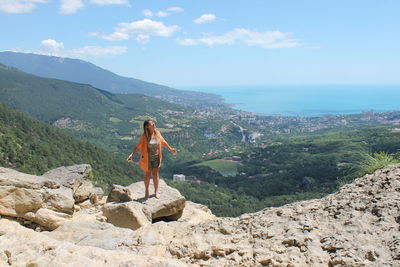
[1,54,400,217]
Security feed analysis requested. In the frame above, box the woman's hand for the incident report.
[171,148,177,155]
[126,153,133,162]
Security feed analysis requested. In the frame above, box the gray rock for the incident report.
[102,202,152,230]
[46,214,135,250]
[23,208,72,230]
[126,179,186,220]
[106,184,134,203]
[103,179,186,230]
[0,167,59,189]
[43,187,75,214]
[0,167,81,229]
[43,164,103,204]
[42,164,92,186]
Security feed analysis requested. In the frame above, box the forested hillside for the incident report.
[171,125,400,215]
[0,63,251,164]
[0,103,142,188]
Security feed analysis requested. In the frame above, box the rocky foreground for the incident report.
[1,164,400,266]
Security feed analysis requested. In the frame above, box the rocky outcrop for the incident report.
[0,218,187,267]
[1,163,400,266]
[103,179,186,230]
[0,165,105,230]
[0,167,74,230]
[157,164,400,266]
[178,201,216,224]
[102,201,152,230]
[43,164,103,204]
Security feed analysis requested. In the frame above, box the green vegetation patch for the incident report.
[192,159,240,176]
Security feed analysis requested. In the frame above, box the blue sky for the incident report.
[0,0,399,87]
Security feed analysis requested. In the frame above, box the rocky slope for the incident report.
[1,164,400,266]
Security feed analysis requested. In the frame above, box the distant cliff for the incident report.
[0,163,399,266]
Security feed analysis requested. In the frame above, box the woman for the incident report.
[126,120,177,200]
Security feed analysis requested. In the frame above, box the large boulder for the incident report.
[43,164,104,204]
[127,179,186,220]
[0,165,104,230]
[103,179,186,230]
[102,202,152,230]
[177,201,216,224]
[0,167,75,229]
[103,179,186,229]
[106,184,134,203]
[23,208,72,230]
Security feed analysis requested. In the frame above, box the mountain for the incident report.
[0,63,195,152]
[0,103,142,187]
[0,51,225,108]
[0,63,249,160]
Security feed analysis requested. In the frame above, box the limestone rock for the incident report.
[178,201,216,224]
[0,167,75,229]
[0,187,43,217]
[46,213,136,250]
[106,184,134,202]
[23,208,72,230]
[43,187,75,214]
[2,164,400,266]
[43,164,103,203]
[104,179,186,230]
[0,167,59,189]
[0,218,189,267]
[102,201,152,230]
[124,179,186,220]
[42,164,92,185]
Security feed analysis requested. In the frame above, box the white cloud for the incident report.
[166,6,183,13]
[156,11,169,17]
[40,39,64,54]
[89,0,130,6]
[176,29,302,49]
[0,0,47,14]
[91,31,130,41]
[117,19,179,37]
[60,0,84,14]
[176,38,198,46]
[194,14,216,24]
[142,6,183,18]
[143,9,153,17]
[135,34,150,44]
[94,19,180,43]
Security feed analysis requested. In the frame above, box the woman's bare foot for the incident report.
[144,191,149,200]
[155,192,161,199]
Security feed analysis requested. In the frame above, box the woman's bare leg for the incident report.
[144,171,151,199]
[151,167,160,199]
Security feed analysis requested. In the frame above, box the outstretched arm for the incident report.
[126,146,140,161]
[161,136,177,155]
[127,135,144,161]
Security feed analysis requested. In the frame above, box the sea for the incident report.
[181,85,400,117]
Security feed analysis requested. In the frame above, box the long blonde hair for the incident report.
[143,119,161,141]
